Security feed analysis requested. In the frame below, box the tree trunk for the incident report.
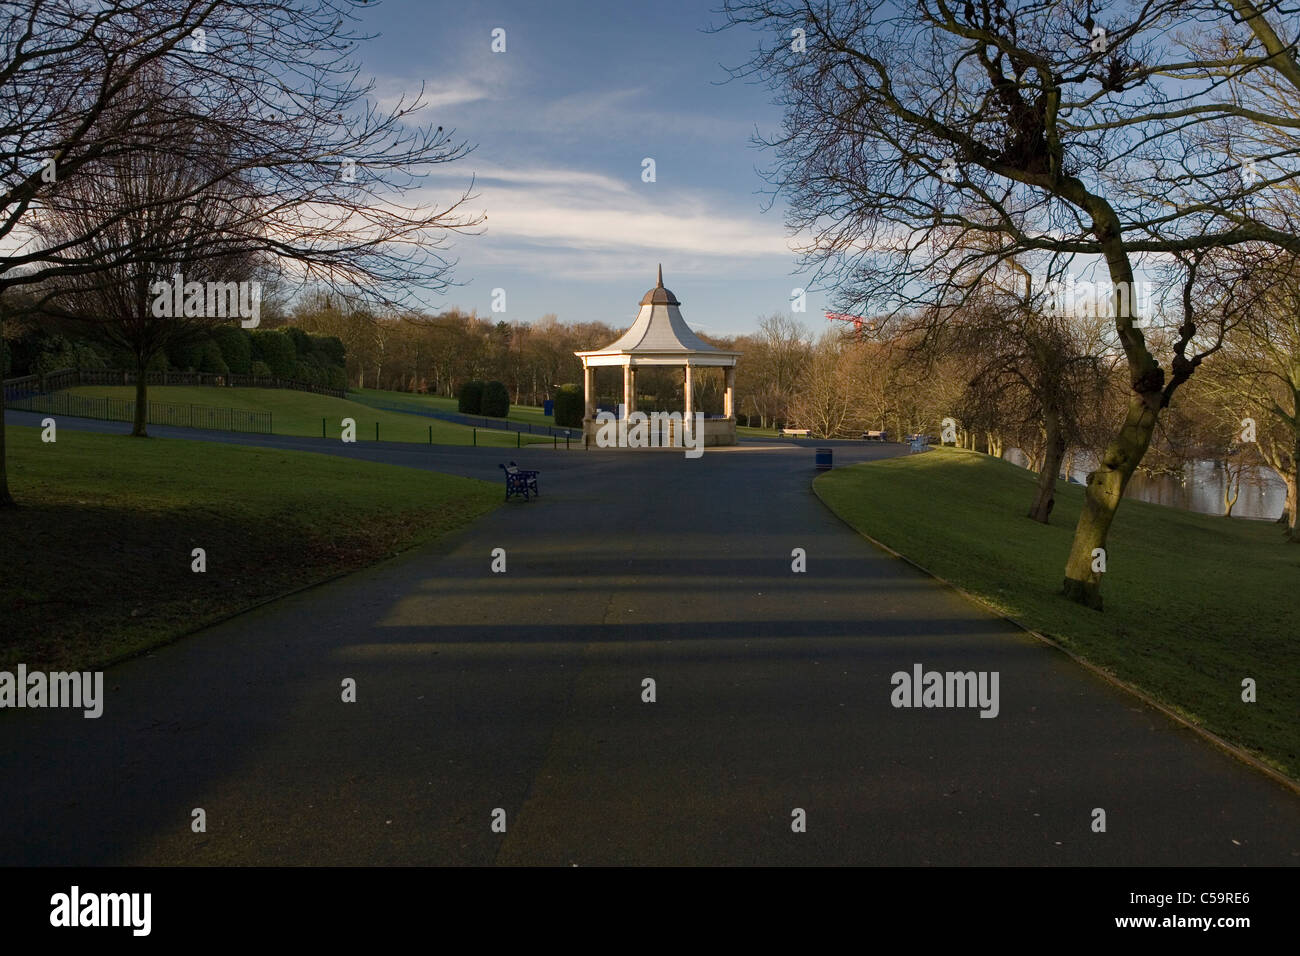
[132,355,149,437]
[1028,411,1066,524]
[1223,462,1238,518]
[1061,393,1161,608]
[0,368,14,508]
[1060,210,1170,609]
[1286,431,1299,541]
[1026,444,1042,473]
[1282,477,1297,539]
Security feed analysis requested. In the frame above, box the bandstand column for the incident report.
[583,362,594,421]
[684,362,694,430]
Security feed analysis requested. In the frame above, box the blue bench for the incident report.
[499,461,539,501]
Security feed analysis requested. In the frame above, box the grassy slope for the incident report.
[357,388,796,438]
[353,387,557,428]
[1,426,500,671]
[815,446,1299,779]
[67,385,551,446]
[358,388,783,435]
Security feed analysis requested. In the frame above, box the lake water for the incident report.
[1003,449,1286,521]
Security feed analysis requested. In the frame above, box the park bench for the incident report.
[499,461,540,501]
[862,430,887,441]
[779,427,811,438]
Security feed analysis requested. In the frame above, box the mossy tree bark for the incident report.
[1062,393,1162,608]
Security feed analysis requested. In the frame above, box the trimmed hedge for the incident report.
[458,379,485,414]
[10,323,347,386]
[553,383,583,428]
[32,337,107,376]
[481,380,510,418]
[168,339,206,372]
[211,325,252,374]
[250,329,296,379]
[284,326,312,357]
[293,360,319,385]
[312,335,346,367]
[198,340,230,375]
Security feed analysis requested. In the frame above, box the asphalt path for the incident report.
[3,411,1298,864]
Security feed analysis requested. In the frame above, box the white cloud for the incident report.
[421,81,492,111]
[464,164,634,196]
[371,78,492,117]
[528,87,755,142]
[419,164,794,266]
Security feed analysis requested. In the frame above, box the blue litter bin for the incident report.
[543,399,554,416]
[816,447,832,470]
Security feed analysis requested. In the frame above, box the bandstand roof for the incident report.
[575,266,741,368]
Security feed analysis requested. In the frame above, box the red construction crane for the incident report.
[825,311,877,333]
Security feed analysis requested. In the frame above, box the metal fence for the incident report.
[8,391,272,435]
[347,393,578,439]
[70,368,346,397]
[3,367,343,400]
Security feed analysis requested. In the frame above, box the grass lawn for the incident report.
[815,446,1300,780]
[1,426,500,671]
[353,388,792,439]
[67,385,552,447]
[352,387,558,429]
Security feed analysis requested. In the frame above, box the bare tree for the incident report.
[720,0,1300,607]
[789,331,859,436]
[1,0,481,502]
[946,270,1114,521]
[34,80,266,434]
[737,313,810,426]
[1201,247,1300,537]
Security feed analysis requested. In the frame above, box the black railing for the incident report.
[3,367,344,400]
[347,392,578,439]
[8,391,271,435]
[74,368,345,398]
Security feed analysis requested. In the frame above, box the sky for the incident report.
[352,0,829,338]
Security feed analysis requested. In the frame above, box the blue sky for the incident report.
[355,0,829,337]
